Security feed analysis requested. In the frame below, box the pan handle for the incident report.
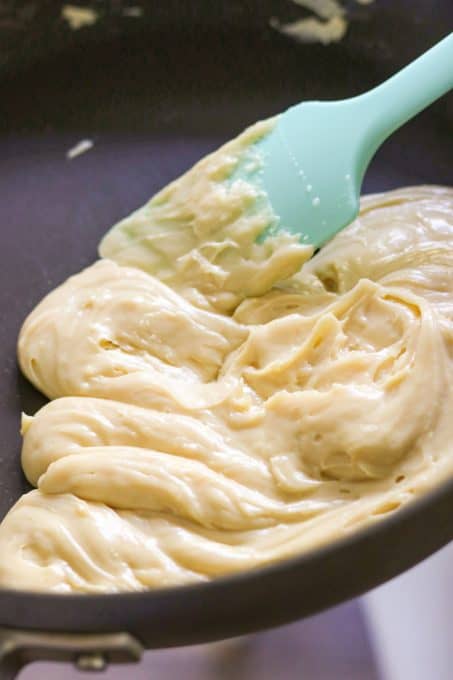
[0,628,143,679]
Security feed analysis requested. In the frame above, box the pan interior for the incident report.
[0,26,451,527]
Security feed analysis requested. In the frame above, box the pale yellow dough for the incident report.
[0,119,452,592]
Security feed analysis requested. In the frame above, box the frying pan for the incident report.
[0,1,452,676]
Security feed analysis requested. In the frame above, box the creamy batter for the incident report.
[0,119,452,592]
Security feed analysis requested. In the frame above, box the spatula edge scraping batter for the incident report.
[245,33,453,248]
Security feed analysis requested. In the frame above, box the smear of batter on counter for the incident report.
[271,0,374,45]
[62,5,99,30]
[0,117,451,592]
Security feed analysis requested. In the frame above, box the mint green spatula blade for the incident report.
[251,33,453,248]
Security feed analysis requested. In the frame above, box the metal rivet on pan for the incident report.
[76,652,107,672]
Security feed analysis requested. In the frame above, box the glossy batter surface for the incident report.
[0,120,452,592]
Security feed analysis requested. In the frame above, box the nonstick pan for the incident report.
[0,1,452,677]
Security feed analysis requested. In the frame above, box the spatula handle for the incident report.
[357,32,453,156]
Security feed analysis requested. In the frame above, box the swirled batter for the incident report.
[0,119,452,592]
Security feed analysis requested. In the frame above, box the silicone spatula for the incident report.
[246,33,453,247]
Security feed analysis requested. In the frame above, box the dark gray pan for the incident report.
[0,0,452,670]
